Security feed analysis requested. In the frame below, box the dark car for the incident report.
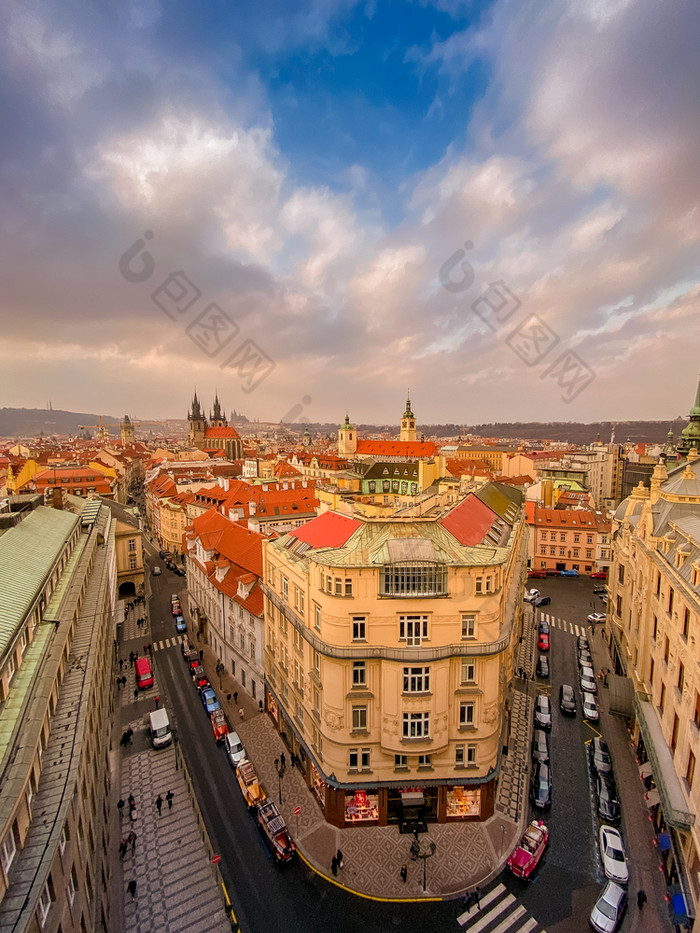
[531,729,550,764]
[530,761,552,809]
[534,695,552,731]
[589,736,614,776]
[538,619,550,635]
[593,586,607,595]
[596,774,621,823]
[173,566,186,576]
[533,595,551,607]
[536,655,550,678]
[559,684,577,715]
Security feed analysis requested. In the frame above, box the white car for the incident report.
[590,880,627,933]
[582,694,600,721]
[152,566,162,575]
[225,731,246,768]
[580,666,597,694]
[599,826,629,883]
[588,612,606,624]
[524,588,540,603]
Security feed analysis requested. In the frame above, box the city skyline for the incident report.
[1,0,699,424]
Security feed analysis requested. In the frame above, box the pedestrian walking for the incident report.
[133,688,139,700]
[233,691,238,705]
[199,649,204,661]
[129,651,135,667]
[154,695,160,709]
[280,752,286,770]
[637,889,647,910]
[463,891,475,913]
[117,798,125,815]
[155,794,163,815]
[128,794,135,808]
[400,864,408,884]
[119,838,128,859]
[474,886,482,908]
[336,849,344,869]
[165,790,174,810]
[127,879,137,899]
[119,658,124,671]
[239,708,245,720]
[147,644,152,656]
[331,856,338,876]
[128,831,137,852]
[121,675,127,688]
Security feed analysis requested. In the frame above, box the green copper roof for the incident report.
[0,507,79,658]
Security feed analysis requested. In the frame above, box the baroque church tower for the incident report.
[400,393,417,442]
[338,413,357,457]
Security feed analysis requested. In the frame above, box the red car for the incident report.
[591,571,608,580]
[528,569,547,579]
[507,820,549,879]
[538,632,550,651]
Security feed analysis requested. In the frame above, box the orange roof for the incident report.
[529,507,597,528]
[355,440,437,458]
[205,426,241,439]
[439,494,499,546]
[289,511,362,549]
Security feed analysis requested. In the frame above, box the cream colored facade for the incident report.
[609,451,700,913]
[262,486,526,829]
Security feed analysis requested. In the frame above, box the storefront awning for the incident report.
[645,789,661,808]
[639,762,653,779]
[635,697,695,830]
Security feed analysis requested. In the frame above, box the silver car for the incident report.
[582,694,600,721]
[590,880,627,932]
[580,666,597,694]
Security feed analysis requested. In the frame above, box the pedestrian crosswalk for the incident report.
[152,635,186,651]
[537,613,588,638]
[457,883,546,932]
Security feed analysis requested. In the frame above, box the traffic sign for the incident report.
[211,854,222,864]
[294,806,301,815]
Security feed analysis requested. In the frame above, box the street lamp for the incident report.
[274,757,286,804]
[411,839,437,892]
[216,660,224,689]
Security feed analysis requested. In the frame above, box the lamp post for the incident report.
[274,757,286,804]
[216,661,224,689]
[410,839,437,892]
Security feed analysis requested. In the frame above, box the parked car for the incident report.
[159,550,170,559]
[533,595,551,608]
[545,568,560,576]
[559,684,576,715]
[152,566,162,575]
[538,632,550,651]
[171,603,182,616]
[578,649,593,669]
[506,820,549,879]
[580,666,597,694]
[171,593,179,604]
[534,695,552,731]
[588,612,606,624]
[591,571,608,580]
[582,694,600,721]
[596,775,621,823]
[200,687,221,714]
[192,669,210,692]
[560,568,579,577]
[593,586,607,595]
[538,619,550,635]
[589,736,614,776]
[536,655,550,678]
[531,729,550,764]
[577,635,590,651]
[528,569,547,579]
[599,594,609,604]
[599,826,629,884]
[590,880,627,933]
[174,566,186,576]
[524,588,540,603]
[255,799,297,863]
[174,615,187,633]
[225,730,246,768]
[530,761,552,809]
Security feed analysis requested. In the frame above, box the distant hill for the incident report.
[0,408,121,438]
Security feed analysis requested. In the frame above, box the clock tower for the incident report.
[400,393,417,442]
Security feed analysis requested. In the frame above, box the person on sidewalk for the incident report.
[400,864,408,884]
[155,794,163,815]
[127,879,137,899]
[331,856,338,876]
[233,691,238,704]
[165,790,174,810]
[127,831,137,852]
[336,849,344,869]
[637,889,647,910]
[280,752,286,770]
[474,886,481,909]
[119,838,128,859]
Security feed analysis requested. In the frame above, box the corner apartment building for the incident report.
[526,505,611,574]
[0,499,116,932]
[262,482,526,829]
[609,451,700,917]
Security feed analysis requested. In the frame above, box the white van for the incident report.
[149,707,172,748]
[224,730,245,768]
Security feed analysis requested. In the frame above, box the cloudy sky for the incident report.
[1,0,699,427]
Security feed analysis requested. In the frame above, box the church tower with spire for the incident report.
[210,391,227,429]
[400,393,417,442]
[188,391,207,448]
[678,376,700,459]
[120,414,135,447]
[338,413,357,457]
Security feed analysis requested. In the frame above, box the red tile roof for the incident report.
[289,511,362,549]
[439,494,500,546]
[205,426,241,439]
[355,440,438,459]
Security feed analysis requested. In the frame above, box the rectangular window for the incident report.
[586,549,593,558]
[312,649,320,675]
[549,547,556,556]
[616,595,623,617]
[128,538,136,551]
[402,712,430,738]
[687,751,696,790]
[460,660,475,684]
[361,749,370,771]
[299,591,305,614]
[659,683,666,714]
[466,744,477,765]
[652,616,657,641]
[683,607,691,639]
[418,754,431,768]
[352,618,366,641]
[281,576,288,601]
[335,578,343,596]
[671,714,680,754]
[618,565,625,585]
[559,547,565,557]
[649,658,654,689]
[587,534,593,544]
[678,663,685,694]
[352,706,367,731]
[352,661,366,686]
[668,588,675,615]
[695,692,700,730]
[475,577,483,594]
[349,749,358,770]
[344,578,353,597]
[455,746,464,767]
[314,604,321,631]
[1,829,17,875]
[395,754,408,769]
[560,533,566,542]
[58,825,68,857]
[38,877,54,927]
[656,573,661,596]
[399,615,428,647]
[664,637,670,664]
[460,702,475,726]
[403,666,430,693]
[67,866,77,906]
[461,614,476,639]
[573,534,580,543]
[380,565,447,596]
